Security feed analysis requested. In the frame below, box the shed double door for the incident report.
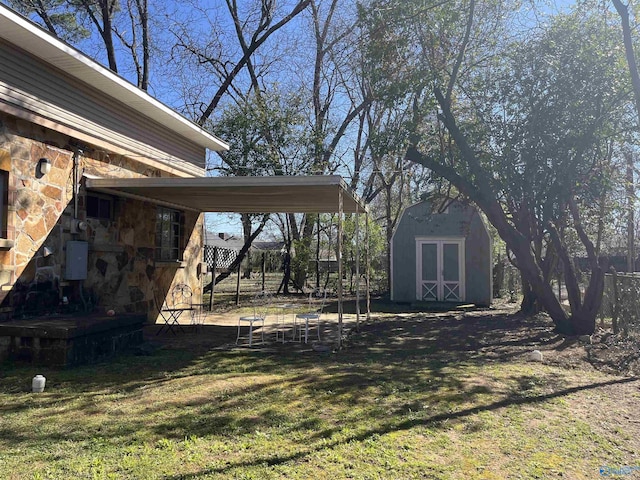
[416,239,464,302]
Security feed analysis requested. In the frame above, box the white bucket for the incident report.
[32,375,46,393]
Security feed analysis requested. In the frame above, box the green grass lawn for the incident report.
[1,309,639,479]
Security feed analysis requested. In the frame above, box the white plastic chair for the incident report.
[236,291,272,346]
[295,289,327,343]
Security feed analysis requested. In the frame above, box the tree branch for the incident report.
[197,0,311,125]
[446,0,475,102]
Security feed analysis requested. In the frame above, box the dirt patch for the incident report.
[586,332,640,377]
[347,301,640,377]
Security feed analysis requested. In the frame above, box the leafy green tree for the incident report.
[359,98,432,292]
[205,91,311,289]
[212,91,309,177]
[361,0,631,334]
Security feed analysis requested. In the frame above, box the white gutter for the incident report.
[0,4,229,153]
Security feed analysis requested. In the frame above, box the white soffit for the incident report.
[0,4,229,153]
[85,176,368,214]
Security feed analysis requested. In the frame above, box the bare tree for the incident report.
[113,0,149,89]
[167,0,311,126]
[9,0,152,89]
[69,0,119,72]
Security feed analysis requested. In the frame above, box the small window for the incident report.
[86,194,113,220]
[155,206,182,261]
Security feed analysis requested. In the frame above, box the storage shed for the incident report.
[391,199,492,306]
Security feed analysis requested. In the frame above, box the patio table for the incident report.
[275,303,297,343]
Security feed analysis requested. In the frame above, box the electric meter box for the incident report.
[65,241,88,280]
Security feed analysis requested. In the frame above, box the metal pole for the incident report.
[337,190,344,348]
[235,256,241,306]
[355,208,361,331]
[316,214,321,289]
[261,251,266,292]
[209,247,218,311]
[200,217,205,310]
[366,212,371,320]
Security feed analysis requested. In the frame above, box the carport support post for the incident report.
[209,247,218,311]
[337,189,344,349]
[235,261,241,306]
[355,208,361,331]
[366,212,371,320]
[261,251,266,292]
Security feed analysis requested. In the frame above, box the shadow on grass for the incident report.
[343,309,562,365]
[0,309,567,418]
[162,375,639,479]
[1,306,637,472]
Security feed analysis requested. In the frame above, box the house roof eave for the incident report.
[0,4,229,153]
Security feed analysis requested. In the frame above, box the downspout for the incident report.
[71,146,88,312]
[72,147,81,219]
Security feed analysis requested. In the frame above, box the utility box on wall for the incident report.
[65,241,88,280]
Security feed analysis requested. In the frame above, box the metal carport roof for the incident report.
[85,175,367,214]
[85,174,370,348]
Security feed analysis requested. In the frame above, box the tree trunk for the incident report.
[100,0,118,72]
[406,87,602,335]
[626,150,635,272]
[293,214,316,290]
[385,184,393,294]
[278,250,292,294]
[242,250,252,279]
[520,276,542,314]
[493,254,504,298]
[502,215,575,333]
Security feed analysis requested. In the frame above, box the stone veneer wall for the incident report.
[0,112,204,322]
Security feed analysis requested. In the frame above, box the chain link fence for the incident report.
[599,272,640,339]
[493,261,523,302]
[494,262,640,338]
